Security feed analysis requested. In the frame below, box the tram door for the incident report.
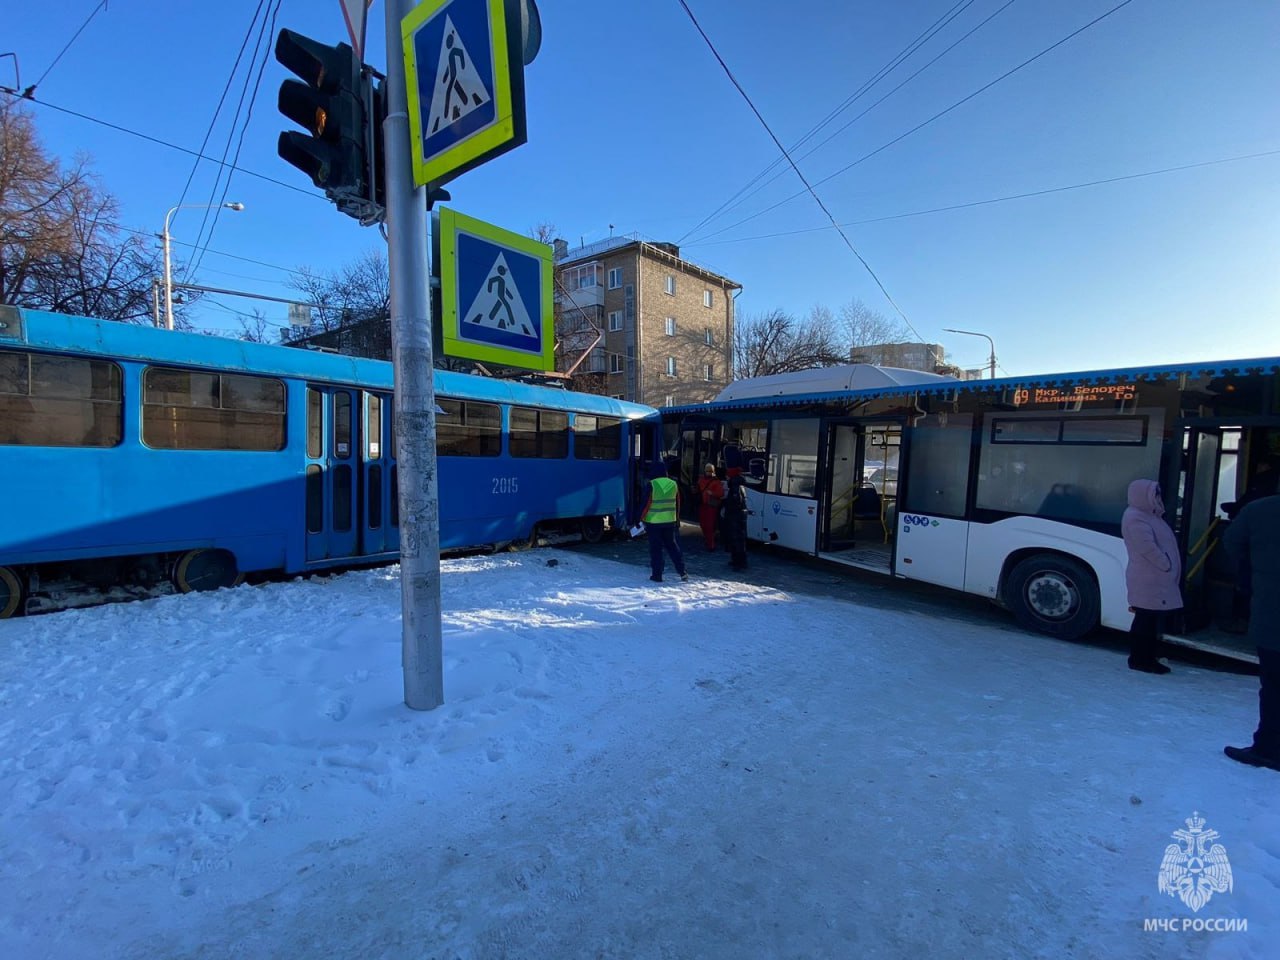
[362,391,398,556]
[305,385,361,561]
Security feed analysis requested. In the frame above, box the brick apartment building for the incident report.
[553,236,740,405]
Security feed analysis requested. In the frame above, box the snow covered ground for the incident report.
[1,551,1275,960]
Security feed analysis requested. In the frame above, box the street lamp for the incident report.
[943,328,997,379]
[161,202,245,330]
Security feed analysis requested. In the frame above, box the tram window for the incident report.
[574,415,622,460]
[768,418,819,498]
[307,389,323,459]
[368,464,382,527]
[305,464,324,533]
[143,366,286,451]
[334,392,352,459]
[510,406,569,458]
[436,398,501,457]
[333,464,353,531]
[0,349,122,447]
[367,395,382,459]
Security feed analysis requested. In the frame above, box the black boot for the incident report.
[1224,745,1280,771]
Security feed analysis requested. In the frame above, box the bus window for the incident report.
[976,411,1162,526]
[768,419,819,498]
[903,414,973,518]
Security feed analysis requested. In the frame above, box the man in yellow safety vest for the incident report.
[642,461,688,583]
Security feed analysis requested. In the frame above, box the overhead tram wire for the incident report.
[674,0,931,351]
[693,0,1140,245]
[677,0,980,246]
[189,0,282,277]
[0,88,321,200]
[683,149,1280,247]
[28,0,109,93]
[190,0,281,277]
[686,0,1024,244]
[173,0,270,219]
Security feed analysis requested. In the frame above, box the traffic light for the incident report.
[275,28,383,222]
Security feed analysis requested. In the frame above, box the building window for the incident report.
[664,317,676,336]
[609,353,623,374]
[703,290,713,308]
[608,310,623,332]
[664,274,675,296]
[607,267,622,289]
[565,263,598,292]
[665,394,674,407]
[704,327,713,346]
[666,357,678,377]
[703,363,714,381]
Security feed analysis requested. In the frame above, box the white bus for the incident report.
[661,358,1280,661]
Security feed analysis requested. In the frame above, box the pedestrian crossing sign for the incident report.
[403,0,528,188]
[434,207,554,371]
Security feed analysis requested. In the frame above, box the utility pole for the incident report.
[385,0,443,710]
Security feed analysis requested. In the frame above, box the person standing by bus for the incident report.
[1121,478,1181,674]
[722,467,749,572]
[696,464,725,552]
[641,462,688,583]
[1222,493,1280,771]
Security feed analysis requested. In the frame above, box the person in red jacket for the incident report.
[695,463,725,551]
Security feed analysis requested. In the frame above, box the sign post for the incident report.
[386,0,444,711]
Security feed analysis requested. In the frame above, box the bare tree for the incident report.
[840,298,909,360]
[733,307,844,378]
[1,102,163,323]
[289,248,390,332]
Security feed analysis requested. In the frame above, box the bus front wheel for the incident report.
[1005,554,1099,641]
[0,566,24,619]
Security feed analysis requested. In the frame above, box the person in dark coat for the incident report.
[721,467,749,572]
[1121,478,1181,674]
[640,461,687,583]
[1222,493,1280,771]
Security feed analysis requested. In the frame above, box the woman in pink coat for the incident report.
[1121,478,1182,674]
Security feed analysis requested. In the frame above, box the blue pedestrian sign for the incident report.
[434,208,553,371]
[402,0,528,188]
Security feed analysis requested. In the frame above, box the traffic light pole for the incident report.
[384,0,444,711]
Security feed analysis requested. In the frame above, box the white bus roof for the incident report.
[715,364,957,401]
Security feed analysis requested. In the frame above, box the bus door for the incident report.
[758,418,820,553]
[304,385,360,562]
[631,417,663,526]
[820,421,900,553]
[679,424,719,522]
[361,391,397,556]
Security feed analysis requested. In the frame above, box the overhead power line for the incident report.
[30,0,108,94]
[683,148,1280,247]
[695,0,1140,244]
[678,0,982,244]
[0,87,322,199]
[675,0,932,355]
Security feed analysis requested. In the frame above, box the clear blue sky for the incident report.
[6,0,1277,375]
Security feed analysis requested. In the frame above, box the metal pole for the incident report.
[385,0,444,710]
[162,210,176,331]
[943,328,997,379]
[151,278,161,327]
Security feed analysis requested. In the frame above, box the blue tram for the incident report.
[0,306,660,617]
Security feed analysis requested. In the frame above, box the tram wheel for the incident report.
[580,516,606,544]
[0,566,24,619]
[1005,553,1099,641]
[173,549,243,594]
